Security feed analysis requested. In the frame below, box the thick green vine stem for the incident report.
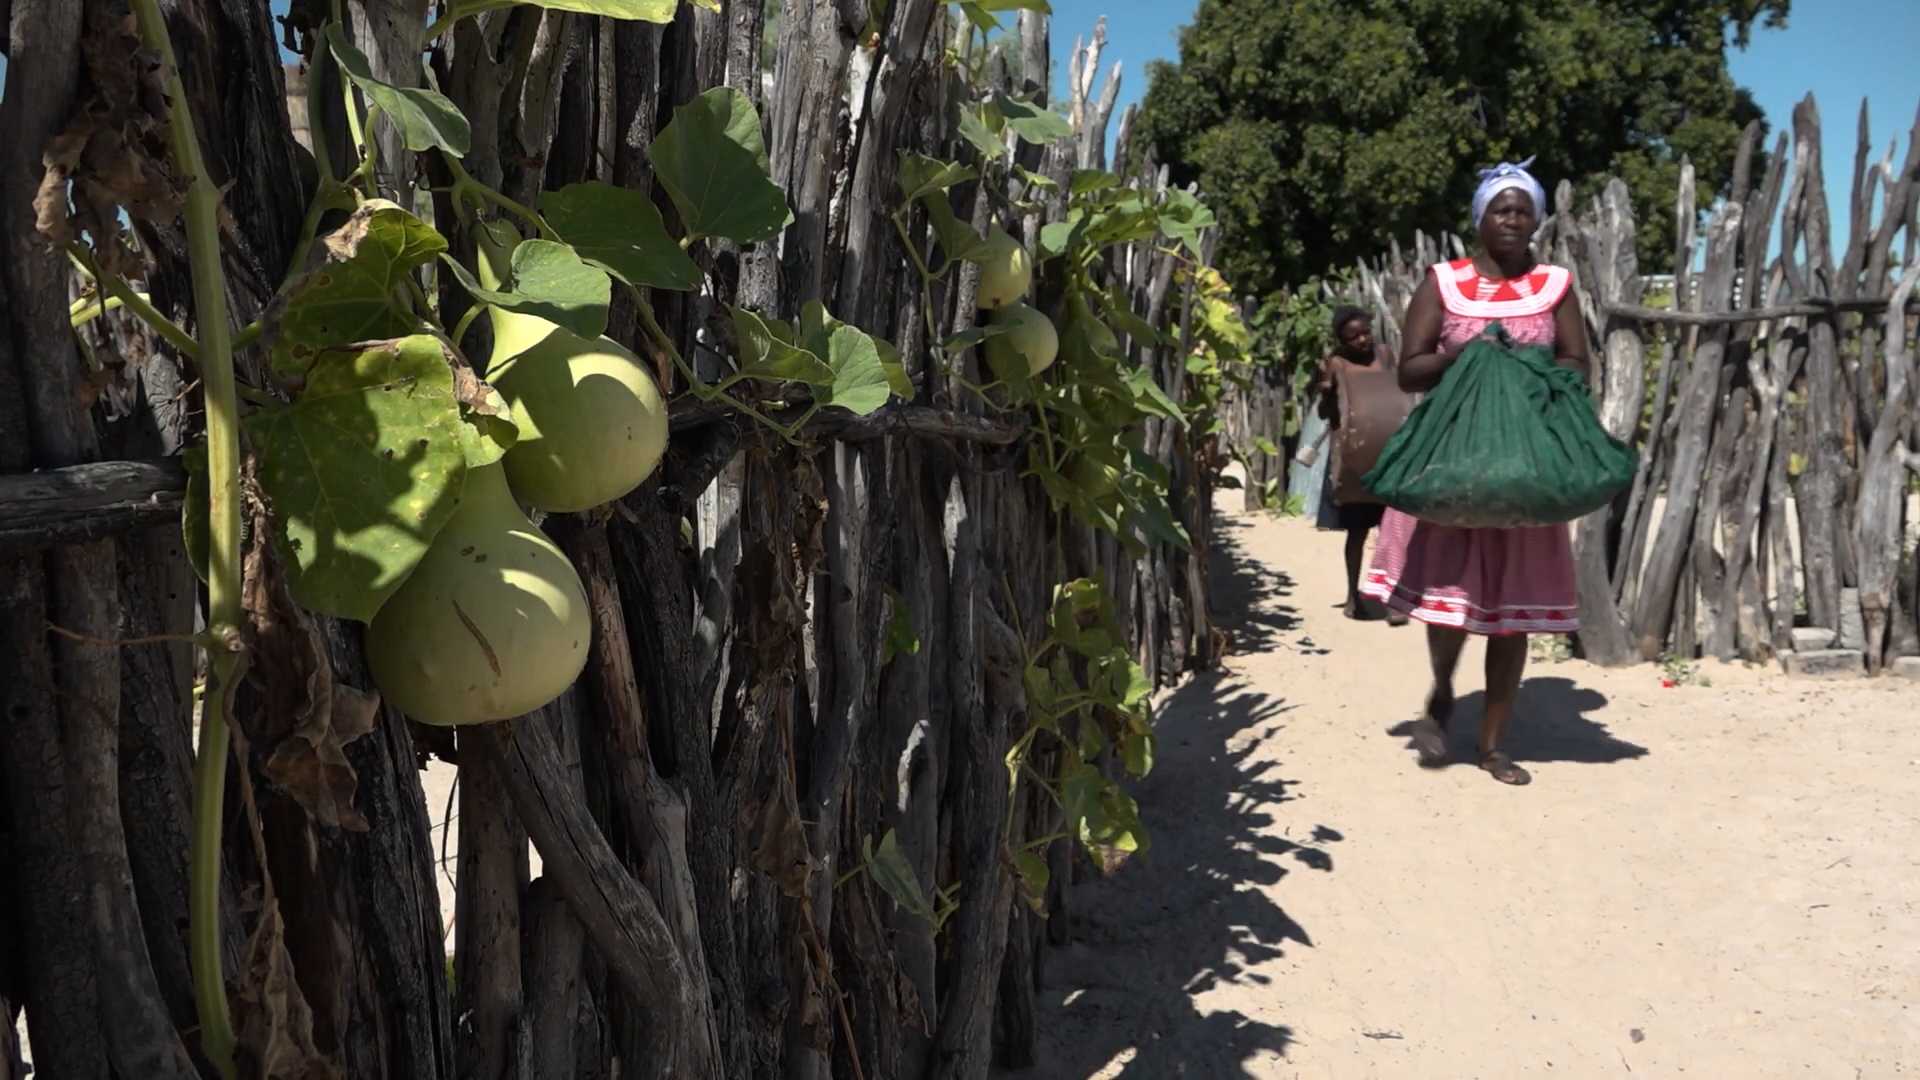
[131,0,241,1074]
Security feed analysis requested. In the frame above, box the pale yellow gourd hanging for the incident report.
[366,461,590,725]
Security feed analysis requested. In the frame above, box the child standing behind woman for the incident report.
[1359,159,1590,787]
[1313,306,1407,626]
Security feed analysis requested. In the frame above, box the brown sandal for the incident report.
[1479,749,1532,786]
[1410,688,1453,767]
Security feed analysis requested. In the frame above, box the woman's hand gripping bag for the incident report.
[1360,323,1637,529]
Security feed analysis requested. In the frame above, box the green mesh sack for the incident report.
[1360,323,1637,529]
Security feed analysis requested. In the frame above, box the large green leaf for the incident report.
[897,153,978,203]
[1069,169,1120,196]
[874,334,913,399]
[649,87,791,243]
[245,336,468,622]
[797,302,898,417]
[990,92,1072,146]
[326,25,470,157]
[541,181,703,291]
[1094,284,1162,348]
[958,105,1004,162]
[1011,848,1049,913]
[918,192,994,266]
[1158,186,1217,257]
[270,201,445,378]
[506,0,678,20]
[729,306,834,384]
[819,326,891,416]
[865,829,937,926]
[955,2,1003,32]
[1122,363,1184,422]
[1037,217,1082,261]
[442,239,611,339]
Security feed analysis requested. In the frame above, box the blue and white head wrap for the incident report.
[1471,157,1546,229]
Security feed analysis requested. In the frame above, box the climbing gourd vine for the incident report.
[59,0,1243,1070]
[866,13,1237,913]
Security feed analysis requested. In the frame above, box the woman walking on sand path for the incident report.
[1313,306,1407,626]
[1359,158,1589,787]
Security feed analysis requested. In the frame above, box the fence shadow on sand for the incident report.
[1207,513,1304,656]
[1000,517,1326,1077]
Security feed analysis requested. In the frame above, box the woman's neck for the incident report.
[1473,250,1534,280]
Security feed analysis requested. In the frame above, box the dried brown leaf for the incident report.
[36,113,93,246]
[896,966,926,1035]
[450,362,500,415]
[231,899,344,1080]
[241,478,378,832]
[791,937,829,1052]
[742,789,814,899]
[36,3,182,263]
[78,368,118,409]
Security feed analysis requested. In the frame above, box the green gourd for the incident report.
[366,461,590,725]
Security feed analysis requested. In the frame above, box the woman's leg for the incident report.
[1480,634,1531,785]
[1428,624,1466,707]
[1342,527,1368,614]
[1411,625,1467,763]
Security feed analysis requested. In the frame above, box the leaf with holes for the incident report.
[245,336,468,622]
[326,25,470,156]
[442,239,611,339]
[270,201,445,378]
[541,181,703,291]
[649,87,791,243]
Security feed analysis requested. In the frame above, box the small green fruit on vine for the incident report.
[366,461,590,725]
[974,225,1032,310]
[485,308,670,513]
[984,301,1058,377]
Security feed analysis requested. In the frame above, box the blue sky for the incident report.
[1044,0,1920,254]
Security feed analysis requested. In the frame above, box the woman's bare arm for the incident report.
[1552,289,1592,381]
[1394,276,1455,393]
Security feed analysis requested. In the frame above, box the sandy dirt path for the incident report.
[1010,508,1920,1080]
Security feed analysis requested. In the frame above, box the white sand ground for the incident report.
[1003,508,1920,1080]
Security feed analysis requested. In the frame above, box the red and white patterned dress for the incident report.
[1358,258,1580,636]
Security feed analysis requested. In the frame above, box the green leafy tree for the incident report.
[1137,0,1788,292]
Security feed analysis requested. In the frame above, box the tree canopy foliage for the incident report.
[1137,0,1789,293]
